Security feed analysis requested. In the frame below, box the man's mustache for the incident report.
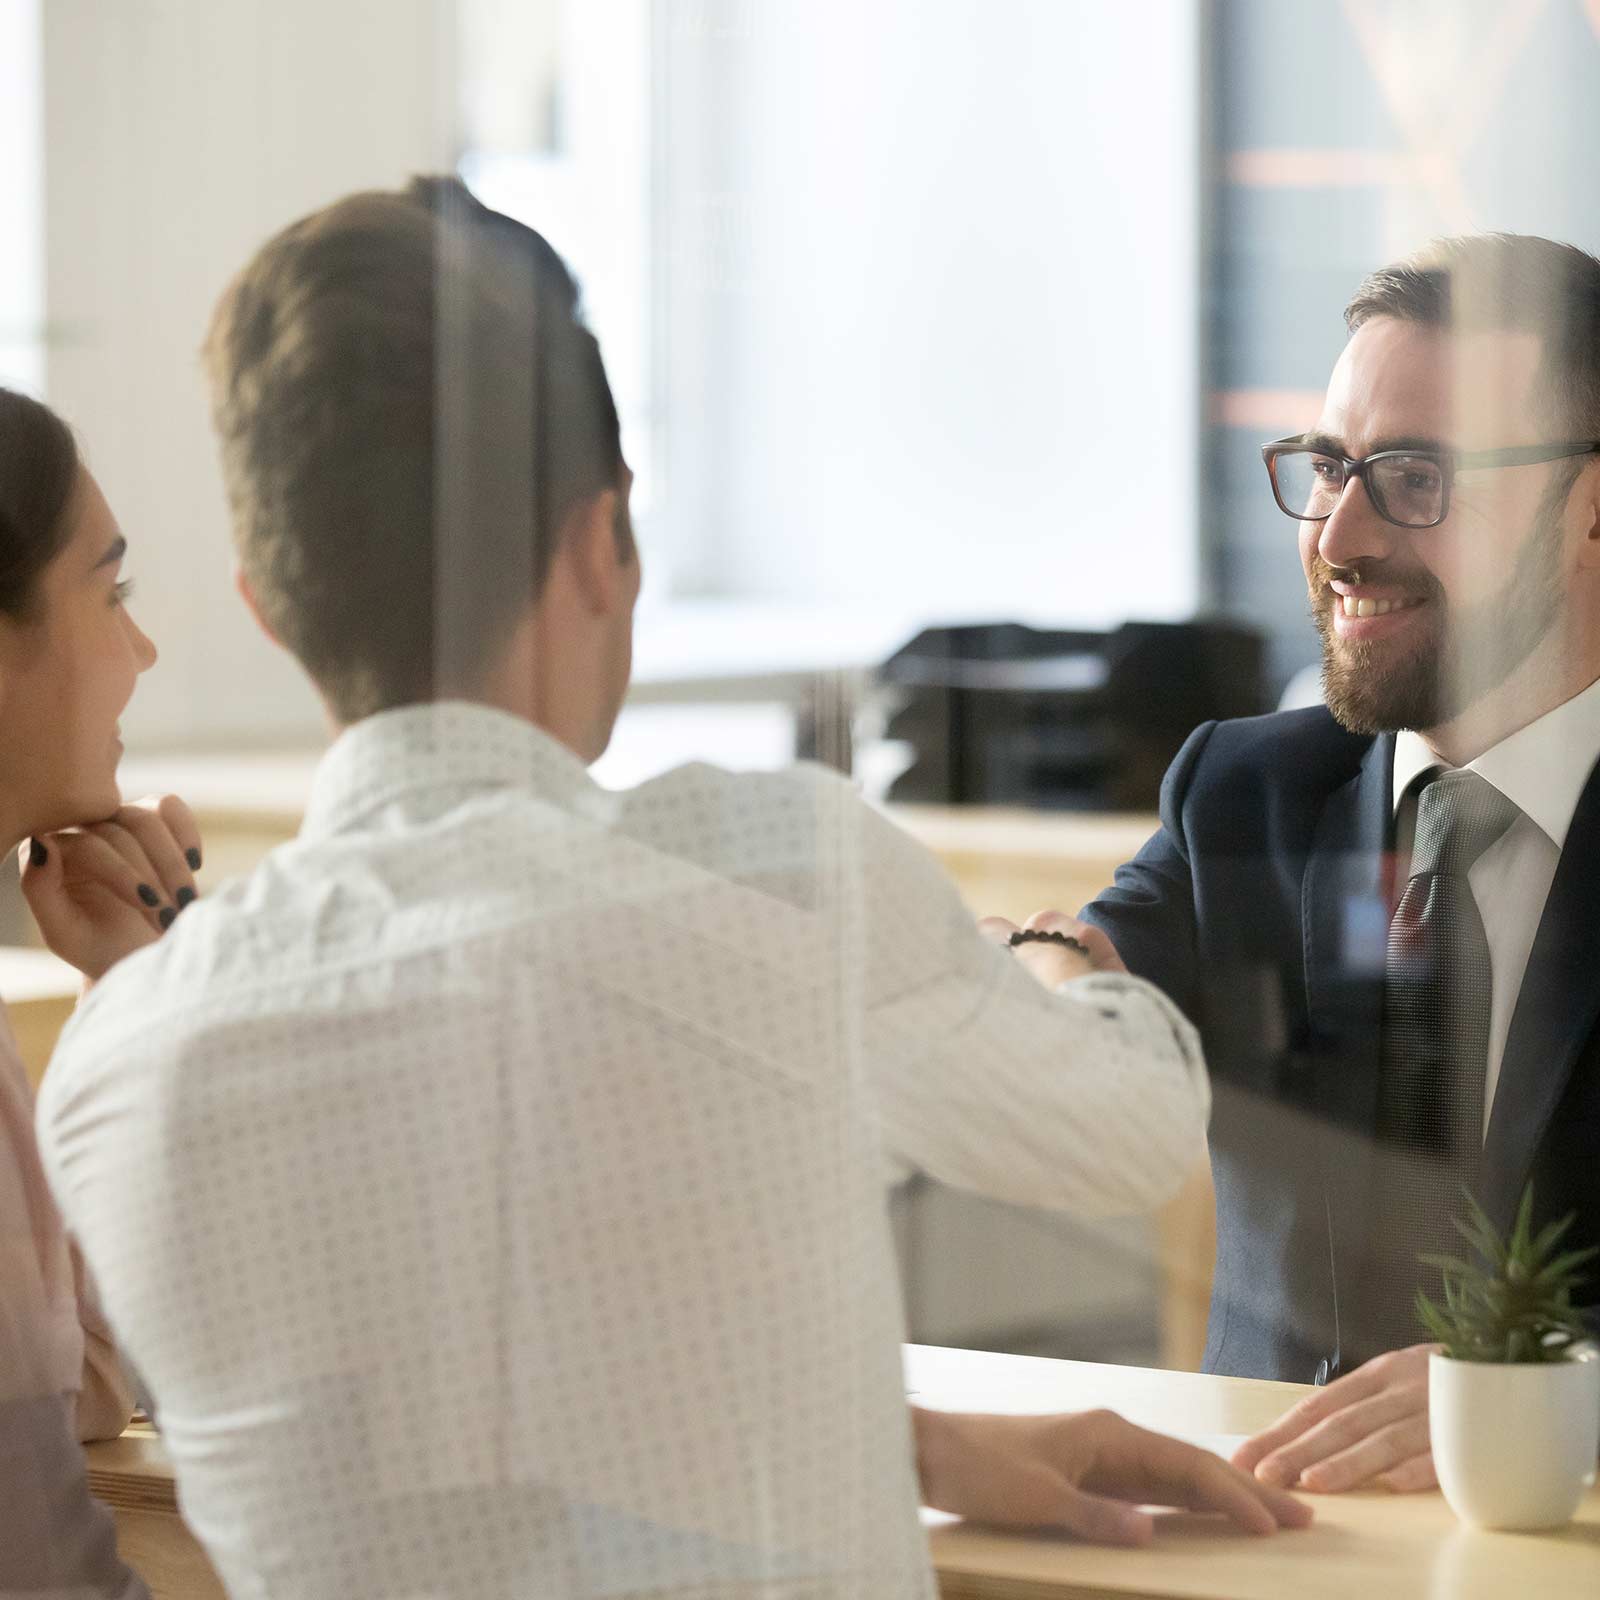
[1308,555,1442,607]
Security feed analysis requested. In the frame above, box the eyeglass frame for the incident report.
[1260,435,1600,531]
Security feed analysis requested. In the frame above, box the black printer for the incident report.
[879,619,1267,811]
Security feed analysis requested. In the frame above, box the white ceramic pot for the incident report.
[1429,1346,1600,1529]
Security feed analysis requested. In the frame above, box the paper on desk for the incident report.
[918,1432,1252,1528]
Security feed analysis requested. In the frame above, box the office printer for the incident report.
[879,619,1266,811]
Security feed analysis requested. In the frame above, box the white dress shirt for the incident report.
[1391,673,1600,1131]
[40,702,1207,1600]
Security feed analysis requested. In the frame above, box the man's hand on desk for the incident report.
[978,911,1128,989]
[911,1406,1313,1546]
[1231,1343,1438,1494]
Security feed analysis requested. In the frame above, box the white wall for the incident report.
[657,0,1202,626]
[0,0,43,395]
[43,0,454,747]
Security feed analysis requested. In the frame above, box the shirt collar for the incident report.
[302,701,599,840]
[1390,731,1439,815]
[1390,674,1600,848]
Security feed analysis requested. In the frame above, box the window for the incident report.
[457,0,657,533]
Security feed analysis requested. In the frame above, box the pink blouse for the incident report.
[1,1008,144,1596]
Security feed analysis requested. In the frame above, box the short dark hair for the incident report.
[0,387,80,622]
[204,176,626,722]
[1345,233,1600,438]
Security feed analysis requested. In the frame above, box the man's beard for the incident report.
[1313,474,1572,735]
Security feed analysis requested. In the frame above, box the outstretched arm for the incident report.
[857,788,1209,1217]
[911,1405,1312,1543]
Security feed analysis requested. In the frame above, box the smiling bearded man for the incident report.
[1305,310,1589,741]
[1311,460,1575,737]
[1079,232,1600,1497]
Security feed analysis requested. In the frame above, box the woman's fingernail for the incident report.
[185,848,202,871]
[158,907,176,929]
[28,838,47,868]
[138,884,160,908]
[176,887,196,909]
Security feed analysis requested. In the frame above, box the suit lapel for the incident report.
[1481,754,1600,1232]
[1301,733,1396,1136]
[1300,732,1395,1357]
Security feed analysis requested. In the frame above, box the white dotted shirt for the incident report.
[40,702,1207,1600]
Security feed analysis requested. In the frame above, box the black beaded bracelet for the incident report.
[1007,929,1089,957]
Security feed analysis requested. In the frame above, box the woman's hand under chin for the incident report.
[20,793,204,983]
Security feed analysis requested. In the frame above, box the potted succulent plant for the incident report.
[1419,1185,1600,1530]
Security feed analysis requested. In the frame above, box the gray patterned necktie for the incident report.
[1361,768,1521,1358]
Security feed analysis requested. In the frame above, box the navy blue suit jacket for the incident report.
[1082,707,1600,1383]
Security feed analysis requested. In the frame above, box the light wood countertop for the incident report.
[86,1347,1600,1600]
[910,1344,1600,1600]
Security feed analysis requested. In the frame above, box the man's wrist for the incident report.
[1013,945,1093,988]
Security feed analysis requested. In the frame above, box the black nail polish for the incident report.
[185,848,202,871]
[158,907,176,929]
[176,887,196,909]
[138,884,160,908]
[28,838,46,868]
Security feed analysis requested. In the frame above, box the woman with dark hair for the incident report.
[0,385,201,1596]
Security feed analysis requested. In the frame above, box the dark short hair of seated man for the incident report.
[203,175,631,723]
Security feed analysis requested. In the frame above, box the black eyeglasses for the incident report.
[1261,436,1600,530]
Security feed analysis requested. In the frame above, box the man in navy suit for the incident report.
[1078,233,1600,1495]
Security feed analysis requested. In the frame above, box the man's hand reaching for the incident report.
[1231,1344,1439,1493]
[913,1406,1313,1546]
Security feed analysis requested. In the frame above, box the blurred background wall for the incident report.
[10,0,1203,751]
[36,0,452,746]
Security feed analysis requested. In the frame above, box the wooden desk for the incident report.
[87,1425,226,1600]
[910,1344,1600,1600]
[87,1347,1600,1600]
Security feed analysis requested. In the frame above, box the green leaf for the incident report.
[1528,1211,1577,1264]
[1534,1245,1599,1286]
[1452,1196,1508,1270]
[1415,1291,1465,1356]
[1509,1184,1536,1263]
